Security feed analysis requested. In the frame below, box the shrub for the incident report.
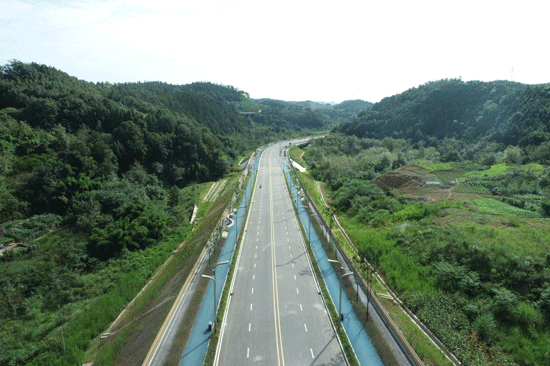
[433,261,479,296]
[539,287,550,322]
[87,206,167,260]
[393,203,427,221]
[491,287,517,322]
[4,214,63,242]
[513,301,544,330]
[474,312,497,343]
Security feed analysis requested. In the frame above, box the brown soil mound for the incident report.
[375,169,426,190]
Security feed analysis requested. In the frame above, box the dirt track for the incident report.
[0,241,17,256]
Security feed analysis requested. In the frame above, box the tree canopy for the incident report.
[336,79,550,151]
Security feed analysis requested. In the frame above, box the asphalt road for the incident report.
[215,142,345,366]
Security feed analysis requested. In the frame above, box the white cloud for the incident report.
[0,0,549,102]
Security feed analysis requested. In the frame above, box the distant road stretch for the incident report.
[215,142,345,365]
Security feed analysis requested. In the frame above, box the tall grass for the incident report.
[20,227,190,366]
[474,198,541,218]
[464,163,509,178]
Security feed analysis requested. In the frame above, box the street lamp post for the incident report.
[233,205,246,238]
[307,208,317,244]
[339,271,354,321]
[328,259,353,322]
[202,260,229,332]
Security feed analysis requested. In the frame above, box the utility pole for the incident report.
[202,260,229,333]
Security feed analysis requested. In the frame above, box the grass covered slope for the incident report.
[301,134,550,366]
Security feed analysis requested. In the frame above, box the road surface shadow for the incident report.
[308,333,346,366]
[180,335,210,362]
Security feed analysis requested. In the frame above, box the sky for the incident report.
[1,0,549,103]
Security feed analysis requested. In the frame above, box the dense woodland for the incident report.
[338,79,550,160]
[299,79,550,366]
[0,61,366,365]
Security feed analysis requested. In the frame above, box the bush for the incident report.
[87,206,167,260]
[513,301,544,330]
[0,237,14,245]
[474,312,497,342]
[4,214,63,242]
[355,229,393,266]
[539,287,550,322]
[380,248,432,293]
[433,261,479,296]
[491,287,517,322]
[393,203,427,221]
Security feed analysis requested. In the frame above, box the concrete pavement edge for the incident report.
[141,245,209,366]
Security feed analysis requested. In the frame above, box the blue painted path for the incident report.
[180,153,260,366]
[281,151,384,366]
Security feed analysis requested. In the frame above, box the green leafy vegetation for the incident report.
[302,128,550,365]
[337,79,550,151]
[4,59,550,366]
[1,61,365,365]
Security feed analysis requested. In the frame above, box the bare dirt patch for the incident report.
[375,168,427,190]
[0,241,17,256]
[376,165,492,203]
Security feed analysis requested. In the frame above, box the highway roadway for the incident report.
[215,142,345,365]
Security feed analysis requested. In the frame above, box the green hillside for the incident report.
[300,79,550,365]
[337,79,550,149]
[0,60,346,366]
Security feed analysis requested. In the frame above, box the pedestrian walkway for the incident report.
[180,153,260,365]
[281,151,384,366]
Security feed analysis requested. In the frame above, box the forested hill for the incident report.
[337,79,550,148]
[103,81,246,135]
[0,61,339,192]
[253,98,372,129]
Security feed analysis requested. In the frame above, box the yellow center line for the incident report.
[270,152,285,366]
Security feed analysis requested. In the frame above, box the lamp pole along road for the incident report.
[215,142,346,365]
[328,259,353,322]
[202,260,229,332]
[305,204,317,244]
[339,272,354,321]
[234,205,246,237]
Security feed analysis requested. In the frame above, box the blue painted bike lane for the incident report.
[180,153,261,366]
[282,152,384,366]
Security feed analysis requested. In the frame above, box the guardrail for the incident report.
[285,152,426,366]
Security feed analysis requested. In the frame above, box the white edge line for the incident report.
[213,150,262,366]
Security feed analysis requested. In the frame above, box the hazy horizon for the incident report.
[2,0,549,103]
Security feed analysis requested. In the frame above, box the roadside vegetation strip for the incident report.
[209,179,228,202]
[50,227,191,366]
[86,178,239,366]
[322,198,456,366]
[289,145,308,167]
[167,169,253,366]
[141,245,208,366]
[202,152,260,366]
[281,156,357,366]
[203,181,218,202]
[91,237,202,366]
[290,162,456,366]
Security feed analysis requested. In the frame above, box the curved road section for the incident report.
[215,142,345,365]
